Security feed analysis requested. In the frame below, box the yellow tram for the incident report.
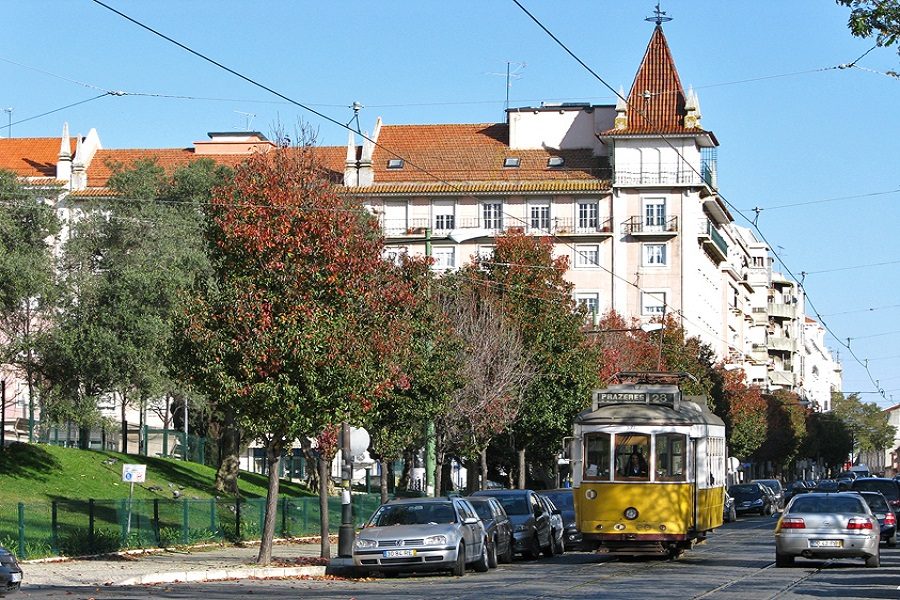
[570,372,726,556]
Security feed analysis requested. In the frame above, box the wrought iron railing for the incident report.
[623,215,678,234]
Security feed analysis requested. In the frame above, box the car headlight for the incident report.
[514,524,527,532]
[354,538,377,549]
[751,499,763,505]
[423,535,448,546]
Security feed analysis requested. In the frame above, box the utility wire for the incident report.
[804,258,900,276]
[4,93,112,129]
[742,188,900,213]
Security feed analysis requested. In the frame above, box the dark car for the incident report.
[0,547,22,594]
[466,496,514,566]
[538,495,565,556]
[470,489,552,558]
[857,491,898,547]
[814,479,840,493]
[753,479,785,511]
[783,481,811,503]
[729,482,775,515]
[850,478,900,516]
[542,488,593,551]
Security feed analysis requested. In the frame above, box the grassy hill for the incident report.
[0,442,315,505]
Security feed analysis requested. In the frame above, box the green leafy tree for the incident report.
[0,170,61,441]
[832,391,896,462]
[754,390,808,473]
[801,411,853,473]
[712,367,768,462]
[176,141,423,564]
[836,0,900,57]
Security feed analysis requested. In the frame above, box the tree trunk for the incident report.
[480,448,488,490]
[214,412,242,495]
[120,390,128,453]
[517,448,526,489]
[319,456,331,558]
[466,458,478,494]
[379,459,389,505]
[256,440,282,565]
[434,449,444,496]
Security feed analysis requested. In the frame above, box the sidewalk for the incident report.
[22,540,333,588]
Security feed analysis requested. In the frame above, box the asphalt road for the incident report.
[17,514,900,599]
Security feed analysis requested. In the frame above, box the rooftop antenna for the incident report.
[2,108,12,138]
[347,101,364,134]
[233,110,256,131]
[645,2,673,26]
[486,61,525,117]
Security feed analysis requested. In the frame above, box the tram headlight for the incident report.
[585,489,597,500]
[624,507,639,520]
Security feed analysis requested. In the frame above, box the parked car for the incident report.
[729,482,775,515]
[723,491,737,523]
[542,488,593,551]
[775,492,880,568]
[783,481,811,503]
[813,479,840,493]
[538,494,565,556]
[471,489,552,558]
[753,479,785,511]
[352,497,489,577]
[466,496,514,567]
[857,491,898,547]
[850,478,900,516]
[0,547,22,594]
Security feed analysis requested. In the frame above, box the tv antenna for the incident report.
[486,61,526,114]
[645,2,673,26]
[2,108,12,138]
[233,110,256,131]
[346,101,364,134]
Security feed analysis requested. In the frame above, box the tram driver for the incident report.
[622,451,648,478]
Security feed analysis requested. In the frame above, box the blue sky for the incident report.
[3,1,898,406]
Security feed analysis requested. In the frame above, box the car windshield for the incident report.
[789,496,866,514]
[542,492,574,511]
[729,485,761,501]
[755,480,781,492]
[469,501,493,521]
[862,494,890,512]
[369,502,457,526]
[495,495,529,516]
[853,480,900,500]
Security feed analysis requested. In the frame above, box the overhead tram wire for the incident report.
[510,0,889,400]
[741,188,900,213]
[5,93,112,129]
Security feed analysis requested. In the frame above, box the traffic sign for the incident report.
[122,464,147,483]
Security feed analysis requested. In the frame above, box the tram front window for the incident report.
[583,433,611,480]
[656,433,686,481]
[616,434,650,480]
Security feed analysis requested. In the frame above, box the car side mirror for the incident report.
[552,508,562,516]
[463,516,479,525]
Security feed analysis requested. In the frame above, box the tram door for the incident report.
[691,438,699,535]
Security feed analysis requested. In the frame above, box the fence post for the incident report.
[17,502,25,559]
[235,498,241,540]
[281,497,288,538]
[88,499,95,552]
[199,437,206,465]
[209,498,217,538]
[119,499,127,547]
[302,498,309,534]
[51,501,59,555]
[153,499,161,547]
[182,499,189,545]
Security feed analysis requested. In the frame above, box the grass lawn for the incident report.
[0,442,315,504]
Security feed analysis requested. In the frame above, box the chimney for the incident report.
[56,122,72,183]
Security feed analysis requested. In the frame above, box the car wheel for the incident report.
[865,550,880,568]
[501,534,515,564]
[452,544,466,577]
[474,539,490,573]
[552,531,564,555]
[730,507,738,522]
[543,532,555,557]
[775,551,794,568]
[487,537,499,568]
[888,533,897,548]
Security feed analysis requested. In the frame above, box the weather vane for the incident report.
[645,3,673,26]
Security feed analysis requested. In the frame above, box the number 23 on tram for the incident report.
[569,373,726,556]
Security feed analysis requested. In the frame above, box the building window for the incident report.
[381,200,408,235]
[383,246,408,265]
[431,246,456,270]
[503,157,521,168]
[575,244,599,268]
[575,292,600,317]
[482,202,503,230]
[577,201,599,231]
[386,159,404,169]
[643,243,667,266]
[584,432,611,481]
[547,156,565,168]
[641,291,666,316]
[529,200,550,232]
[477,245,495,261]
[433,200,455,232]
[644,197,666,231]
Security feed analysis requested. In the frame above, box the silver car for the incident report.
[774,492,880,568]
[352,497,489,576]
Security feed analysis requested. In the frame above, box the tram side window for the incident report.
[584,433,611,480]
[656,433,686,481]
[615,433,650,480]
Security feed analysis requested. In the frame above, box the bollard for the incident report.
[17,503,25,559]
[88,499,95,552]
[153,499,161,547]
[51,501,59,555]
[182,499,189,545]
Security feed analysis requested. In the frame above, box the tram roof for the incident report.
[575,397,725,427]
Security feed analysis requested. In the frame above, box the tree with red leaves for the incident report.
[177,138,423,564]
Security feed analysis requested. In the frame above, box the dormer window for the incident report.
[386,158,404,169]
[547,156,565,168]
[503,157,521,168]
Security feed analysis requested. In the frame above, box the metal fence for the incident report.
[0,494,384,560]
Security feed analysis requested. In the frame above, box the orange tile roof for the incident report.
[0,137,75,178]
[603,26,704,136]
[371,123,609,183]
[341,180,610,196]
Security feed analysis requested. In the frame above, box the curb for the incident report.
[115,565,327,586]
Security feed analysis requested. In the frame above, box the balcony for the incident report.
[552,217,613,236]
[698,218,728,263]
[767,302,797,319]
[623,216,678,237]
[769,370,796,387]
[613,163,705,187]
[768,335,796,352]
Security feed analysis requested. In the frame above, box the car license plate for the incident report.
[810,540,842,548]
[383,549,416,558]
[10,573,21,583]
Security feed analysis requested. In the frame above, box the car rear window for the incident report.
[853,480,900,500]
[862,494,890,512]
[790,496,865,514]
[543,492,574,511]
[469,501,493,521]
[729,485,762,500]
[496,495,529,516]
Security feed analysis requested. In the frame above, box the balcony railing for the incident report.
[767,302,797,319]
[613,163,704,186]
[768,335,796,352]
[623,216,678,235]
[551,217,613,235]
[698,218,728,262]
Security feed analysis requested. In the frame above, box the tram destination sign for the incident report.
[593,390,678,406]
